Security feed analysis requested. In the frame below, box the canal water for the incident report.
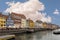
[15,31,60,40]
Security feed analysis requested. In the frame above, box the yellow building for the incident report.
[42,22,47,28]
[28,19,34,28]
[0,14,8,28]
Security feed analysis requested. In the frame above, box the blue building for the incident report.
[6,13,14,28]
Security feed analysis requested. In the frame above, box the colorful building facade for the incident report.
[0,13,8,28]
[35,20,43,28]
[42,22,47,28]
[6,13,14,28]
[27,19,35,28]
[11,12,26,28]
[21,19,27,28]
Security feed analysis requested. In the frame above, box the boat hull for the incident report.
[53,31,60,34]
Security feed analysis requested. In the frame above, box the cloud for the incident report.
[6,1,16,7]
[41,14,52,23]
[4,0,52,23]
[53,9,59,15]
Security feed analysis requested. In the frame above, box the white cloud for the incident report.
[4,0,52,23]
[53,9,59,15]
[6,1,15,6]
[40,13,52,23]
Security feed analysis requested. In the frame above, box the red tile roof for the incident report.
[11,12,26,19]
[11,12,26,24]
[0,13,8,19]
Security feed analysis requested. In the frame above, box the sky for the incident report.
[0,0,60,26]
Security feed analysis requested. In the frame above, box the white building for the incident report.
[21,19,27,28]
[35,20,43,28]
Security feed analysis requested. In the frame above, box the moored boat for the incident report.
[53,29,60,34]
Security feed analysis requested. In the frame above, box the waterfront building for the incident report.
[21,19,27,28]
[6,13,14,28]
[11,12,26,28]
[35,20,43,28]
[26,20,29,28]
[52,24,58,29]
[46,23,52,29]
[42,22,47,28]
[27,19,35,28]
[0,13,8,28]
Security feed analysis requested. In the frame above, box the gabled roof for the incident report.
[27,19,34,23]
[11,12,26,19]
[36,20,42,23]
[0,13,8,19]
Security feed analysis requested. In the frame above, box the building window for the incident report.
[1,25,3,27]
[4,25,5,26]
[4,21,5,23]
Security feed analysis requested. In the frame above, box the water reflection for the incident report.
[15,31,51,40]
[15,31,60,40]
